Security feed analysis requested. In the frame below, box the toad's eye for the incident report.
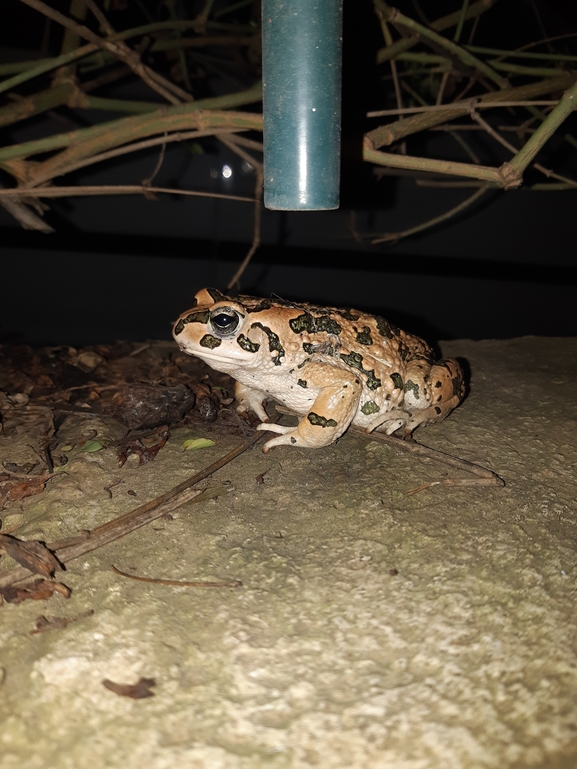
[209,308,240,337]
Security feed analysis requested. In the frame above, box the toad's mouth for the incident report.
[178,344,254,367]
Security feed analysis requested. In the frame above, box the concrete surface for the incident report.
[0,337,576,769]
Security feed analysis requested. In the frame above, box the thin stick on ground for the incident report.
[0,430,268,589]
[351,426,504,487]
[272,404,504,486]
[110,564,242,588]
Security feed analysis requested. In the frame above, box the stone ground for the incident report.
[0,337,576,769]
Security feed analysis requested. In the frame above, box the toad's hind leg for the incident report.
[257,363,362,451]
[402,358,465,435]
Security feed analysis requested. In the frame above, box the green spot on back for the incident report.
[361,401,380,415]
[375,315,399,339]
[356,326,373,345]
[290,313,315,334]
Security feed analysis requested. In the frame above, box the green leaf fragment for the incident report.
[182,438,216,451]
[81,439,106,452]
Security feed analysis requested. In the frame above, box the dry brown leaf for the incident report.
[30,609,94,634]
[0,578,70,604]
[5,478,47,503]
[0,534,62,577]
[102,677,156,699]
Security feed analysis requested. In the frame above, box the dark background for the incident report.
[1,0,576,345]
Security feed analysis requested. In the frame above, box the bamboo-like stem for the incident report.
[0,83,76,130]
[363,140,511,186]
[0,184,256,203]
[366,74,575,148]
[80,95,164,113]
[25,108,261,187]
[37,129,243,180]
[0,83,262,164]
[374,0,507,88]
[0,42,98,95]
[505,80,577,177]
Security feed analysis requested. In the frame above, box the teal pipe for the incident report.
[262,0,343,210]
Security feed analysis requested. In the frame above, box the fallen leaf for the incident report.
[4,478,47,503]
[30,609,94,634]
[0,578,70,604]
[0,534,62,578]
[102,677,156,699]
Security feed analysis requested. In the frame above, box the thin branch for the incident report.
[376,0,495,64]
[470,108,577,188]
[0,20,255,93]
[371,184,489,244]
[436,70,450,105]
[453,0,470,44]
[141,135,167,188]
[379,19,404,113]
[217,134,263,290]
[0,184,256,203]
[374,0,508,89]
[165,0,192,93]
[110,564,241,588]
[351,427,504,486]
[367,100,558,118]
[465,42,577,63]
[17,0,186,105]
[0,181,54,232]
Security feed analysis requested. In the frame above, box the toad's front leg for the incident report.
[257,363,362,451]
